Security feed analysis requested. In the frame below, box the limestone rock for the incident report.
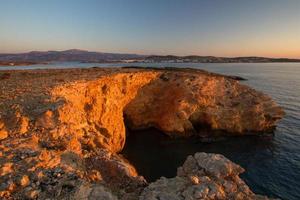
[125,71,284,136]
[0,129,8,140]
[0,121,8,140]
[32,69,283,153]
[19,175,30,187]
[0,68,283,199]
[48,72,159,153]
[72,182,118,200]
[193,153,244,178]
[0,68,283,153]
[140,152,272,200]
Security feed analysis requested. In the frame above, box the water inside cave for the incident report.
[121,128,279,198]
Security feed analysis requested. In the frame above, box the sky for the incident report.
[1,0,300,58]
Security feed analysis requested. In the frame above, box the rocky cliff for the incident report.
[0,67,283,199]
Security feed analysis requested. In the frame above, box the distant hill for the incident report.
[0,49,145,63]
[144,55,300,63]
[0,50,299,63]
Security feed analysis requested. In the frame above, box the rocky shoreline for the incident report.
[0,67,283,199]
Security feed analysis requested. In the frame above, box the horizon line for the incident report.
[0,49,300,60]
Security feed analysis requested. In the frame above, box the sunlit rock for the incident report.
[0,67,283,199]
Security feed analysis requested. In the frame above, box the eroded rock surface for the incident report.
[140,153,272,200]
[0,68,284,152]
[0,136,146,199]
[45,71,159,153]
[0,67,283,199]
[125,70,283,137]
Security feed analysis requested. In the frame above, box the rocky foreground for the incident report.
[0,67,283,199]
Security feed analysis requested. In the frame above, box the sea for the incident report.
[1,62,299,200]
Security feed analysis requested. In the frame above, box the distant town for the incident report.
[1,49,300,66]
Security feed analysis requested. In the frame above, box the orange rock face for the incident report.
[125,70,284,136]
[25,69,283,153]
[0,68,284,152]
[60,71,284,152]
[0,67,284,199]
[47,71,159,153]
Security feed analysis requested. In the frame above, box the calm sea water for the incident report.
[1,62,300,199]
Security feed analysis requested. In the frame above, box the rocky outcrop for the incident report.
[42,71,159,153]
[125,70,283,137]
[140,153,271,200]
[1,68,282,153]
[0,144,272,199]
[0,137,146,199]
[0,67,283,199]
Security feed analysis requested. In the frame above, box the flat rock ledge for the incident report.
[0,68,283,199]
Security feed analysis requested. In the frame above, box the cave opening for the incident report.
[121,123,275,183]
[121,127,186,182]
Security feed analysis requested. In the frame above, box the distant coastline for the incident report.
[141,55,300,63]
[0,61,47,66]
[1,49,300,64]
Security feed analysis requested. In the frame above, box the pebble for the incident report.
[26,189,39,199]
[20,175,30,187]
[189,175,200,185]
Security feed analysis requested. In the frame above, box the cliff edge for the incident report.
[0,67,283,199]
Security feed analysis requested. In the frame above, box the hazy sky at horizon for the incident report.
[1,0,300,58]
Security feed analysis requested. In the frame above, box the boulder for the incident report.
[140,152,272,200]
